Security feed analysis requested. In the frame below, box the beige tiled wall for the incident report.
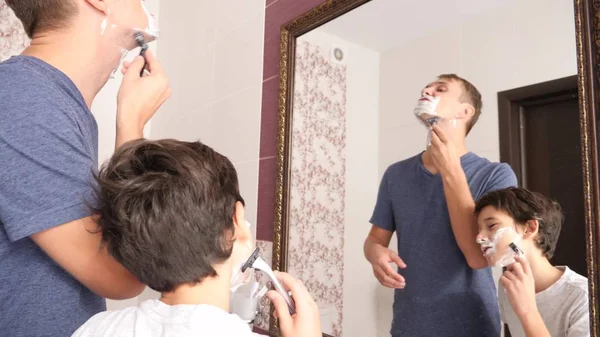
[137,0,266,304]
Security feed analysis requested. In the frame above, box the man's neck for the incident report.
[159,266,233,311]
[527,253,564,293]
[21,29,118,109]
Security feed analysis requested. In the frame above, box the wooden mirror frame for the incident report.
[270,0,600,336]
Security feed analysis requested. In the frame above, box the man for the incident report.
[0,0,171,336]
[363,74,518,336]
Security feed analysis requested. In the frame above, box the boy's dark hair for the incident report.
[94,139,244,292]
[475,187,563,259]
[6,0,77,38]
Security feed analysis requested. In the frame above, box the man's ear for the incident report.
[459,103,475,119]
[83,0,109,15]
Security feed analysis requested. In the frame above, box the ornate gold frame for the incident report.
[271,0,600,336]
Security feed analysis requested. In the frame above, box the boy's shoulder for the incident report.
[71,300,265,337]
[538,266,588,315]
[71,306,140,337]
[561,267,589,301]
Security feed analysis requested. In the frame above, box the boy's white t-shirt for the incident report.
[72,299,265,337]
[499,266,589,337]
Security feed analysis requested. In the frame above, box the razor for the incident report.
[241,247,296,315]
[509,242,524,255]
[133,31,149,77]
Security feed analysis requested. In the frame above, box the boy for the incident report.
[72,139,321,337]
[475,187,589,337]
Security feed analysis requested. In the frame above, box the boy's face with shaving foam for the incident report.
[476,206,525,267]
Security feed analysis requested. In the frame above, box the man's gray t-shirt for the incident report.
[371,152,517,337]
[0,56,105,336]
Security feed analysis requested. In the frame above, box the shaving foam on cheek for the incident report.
[230,220,254,292]
[477,227,522,267]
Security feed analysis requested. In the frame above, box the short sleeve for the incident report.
[567,294,590,337]
[0,103,96,242]
[481,163,518,197]
[369,168,396,232]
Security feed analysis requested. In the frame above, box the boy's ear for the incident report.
[232,201,247,241]
[523,219,540,240]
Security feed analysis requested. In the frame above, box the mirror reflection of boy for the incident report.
[364,74,518,336]
[72,139,322,337]
[476,187,589,337]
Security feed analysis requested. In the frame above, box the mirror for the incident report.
[272,0,600,336]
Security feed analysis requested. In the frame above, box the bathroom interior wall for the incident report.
[377,0,576,333]
[135,0,267,304]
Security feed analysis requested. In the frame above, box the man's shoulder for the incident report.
[385,153,422,175]
[0,56,51,88]
[464,153,517,188]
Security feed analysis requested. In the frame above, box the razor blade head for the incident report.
[509,242,523,254]
[133,31,146,48]
[241,247,260,273]
[426,116,441,125]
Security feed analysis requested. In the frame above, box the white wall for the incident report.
[133,0,266,303]
[377,0,576,334]
[341,39,380,337]
[299,30,381,337]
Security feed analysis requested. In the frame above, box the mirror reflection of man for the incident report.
[364,74,518,337]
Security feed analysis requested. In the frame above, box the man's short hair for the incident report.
[475,187,563,259]
[438,73,483,135]
[94,139,244,292]
[6,0,78,38]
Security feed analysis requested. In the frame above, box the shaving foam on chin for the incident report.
[414,95,441,128]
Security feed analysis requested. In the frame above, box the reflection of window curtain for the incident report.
[0,1,30,62]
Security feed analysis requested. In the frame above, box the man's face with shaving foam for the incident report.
[105,0,150,33]
[476,206,523,267]
[418,79,465,120]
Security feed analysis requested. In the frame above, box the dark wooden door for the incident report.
[498,76,585,336]
[521,95,586,275]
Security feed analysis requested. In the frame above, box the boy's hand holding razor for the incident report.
[267,271,322,337]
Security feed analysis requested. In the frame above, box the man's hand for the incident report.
[501,256,537,318]
[116,50,171,148]
[428,124,461,177]
[267,272,322,337]
[368,244,407,289]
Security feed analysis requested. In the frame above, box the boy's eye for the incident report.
[488,223,498,229]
